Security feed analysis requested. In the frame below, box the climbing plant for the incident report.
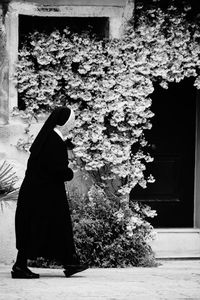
[15,0,200,196]
[15,28,155,200]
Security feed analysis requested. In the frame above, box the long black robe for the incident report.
[15,130,76,263]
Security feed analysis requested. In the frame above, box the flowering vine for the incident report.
[15,1,200,208]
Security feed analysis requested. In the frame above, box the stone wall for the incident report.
[0,3,9,125]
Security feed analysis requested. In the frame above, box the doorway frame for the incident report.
[5,1,131,113]
[194,90,200,228]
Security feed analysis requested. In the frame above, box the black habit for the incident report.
[15,109,76,264]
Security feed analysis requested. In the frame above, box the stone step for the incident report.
[150,228,200,258]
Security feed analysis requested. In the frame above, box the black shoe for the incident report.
[11,264,40,279]
[63,264,88,277]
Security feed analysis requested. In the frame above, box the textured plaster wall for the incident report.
[12,0,126,6]
[0,120,36,265]
[0,4,9,125]
[0,202,17,265]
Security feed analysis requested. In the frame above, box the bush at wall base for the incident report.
[28,185,158,268]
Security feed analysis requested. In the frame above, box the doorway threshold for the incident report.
[150,228,200,258]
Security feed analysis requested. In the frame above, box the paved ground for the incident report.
[0,260,200,300]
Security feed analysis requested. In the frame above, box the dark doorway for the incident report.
[130,78,196,228]
[19,15,109,47]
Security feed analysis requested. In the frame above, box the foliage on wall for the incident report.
[15,1,200,199]
[16,25,155,201]
[133,0,200,89]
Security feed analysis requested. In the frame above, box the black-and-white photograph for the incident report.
[0,0,200,299]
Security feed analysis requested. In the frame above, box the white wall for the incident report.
[0,202,17,265]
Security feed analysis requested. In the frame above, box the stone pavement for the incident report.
[0,260,200,300]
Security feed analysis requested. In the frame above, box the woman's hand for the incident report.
[67,149,75,163]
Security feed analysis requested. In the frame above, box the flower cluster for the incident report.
[115,198,157,240]
[16,29,155,197]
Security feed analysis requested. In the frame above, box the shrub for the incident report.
[29,184,157,268]
[69,185,157,267]
[0,161,18,210]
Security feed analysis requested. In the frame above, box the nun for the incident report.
[12,107,88,279]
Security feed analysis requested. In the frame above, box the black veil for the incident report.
[29,107,71,158]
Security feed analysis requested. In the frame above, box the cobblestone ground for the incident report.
[0,260,200,300]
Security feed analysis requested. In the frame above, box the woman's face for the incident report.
[57,110,75,139]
